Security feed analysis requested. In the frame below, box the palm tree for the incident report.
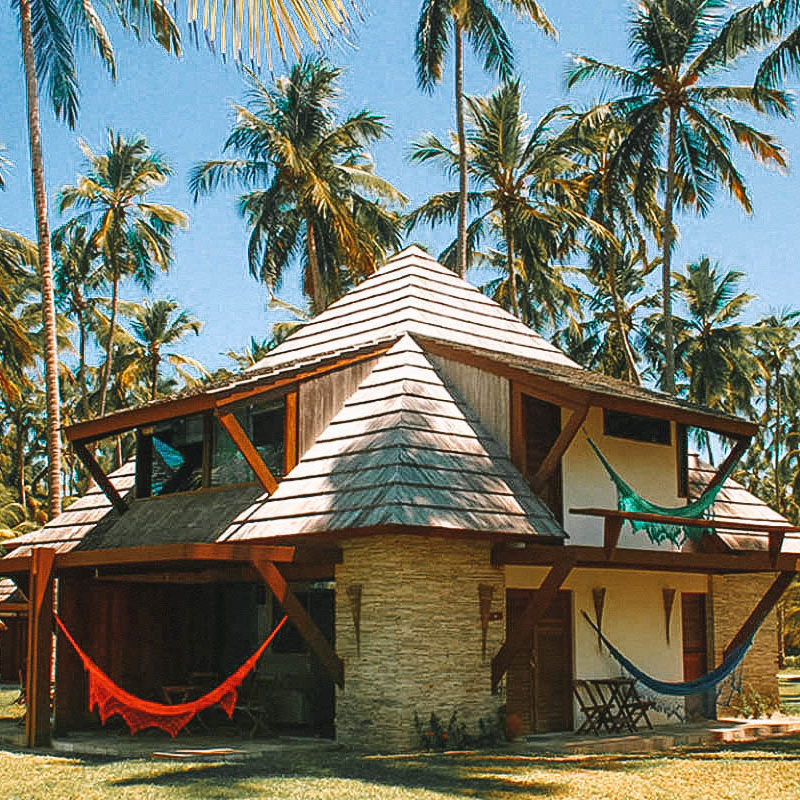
[53,224,105,421]
[129,299,206,400]
[190,60,406,314]
[58,130,188,418]
[408,82,587,325]
[752,309,800,511]
[414,0,556,278]
[14,0,179,518]
[567,0,791,395]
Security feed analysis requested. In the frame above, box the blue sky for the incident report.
[1,0,798,372]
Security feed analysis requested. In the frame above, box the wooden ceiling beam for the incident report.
[494,543,800,574]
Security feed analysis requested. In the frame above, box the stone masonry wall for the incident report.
[711,573,780,713]
[335,535,505,751]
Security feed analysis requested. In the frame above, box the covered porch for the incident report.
[0,541,343,747]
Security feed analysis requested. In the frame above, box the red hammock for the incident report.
[54,613,289,738]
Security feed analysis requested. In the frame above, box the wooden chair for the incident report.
[573,680,611,735]
[235,674,272,738]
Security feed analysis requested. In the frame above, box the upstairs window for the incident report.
[141,415,205,497]
[603,410,671,446]
[211,397,285,487]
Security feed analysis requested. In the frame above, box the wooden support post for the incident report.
[73,441,128,515]
[252,560,344,688]
[706,436,750,493]
[26,547,55,747]
[491,557,574,692]
[531,406,589,493]
[723,571,795,660]
[217,412,279,494]
[603,516,623,559]
[509,385,525,473]
[283,390,299,474]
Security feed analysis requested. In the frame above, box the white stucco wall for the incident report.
[561,407,682,550]
[506,565,708,726]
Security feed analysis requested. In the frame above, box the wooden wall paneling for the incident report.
[54,575,90,733]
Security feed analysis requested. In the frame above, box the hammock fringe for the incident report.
[581,611,751,697]
[587,437,737,545]
[55,613,289,737]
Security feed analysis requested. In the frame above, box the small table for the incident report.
[161,683,212,732]
[574,677,653,734]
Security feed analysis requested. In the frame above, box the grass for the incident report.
[3,690,800,799]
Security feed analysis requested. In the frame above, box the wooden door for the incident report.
[681,593,708,680]
[523,395,563,521]
[506,590,573,734]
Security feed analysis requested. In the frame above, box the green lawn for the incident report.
[2,690,800,799]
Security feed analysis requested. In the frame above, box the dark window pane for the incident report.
[149,415,205,495]
[603,410,671,445]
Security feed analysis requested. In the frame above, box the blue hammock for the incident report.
[581,611,752,696]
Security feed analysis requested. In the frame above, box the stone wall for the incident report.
[335,534,505,751]
[711,573,780,713]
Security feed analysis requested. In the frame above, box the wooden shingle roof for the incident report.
[246,245,579,375]
[221,335,566,541]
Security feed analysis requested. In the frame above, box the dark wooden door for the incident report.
[506,590,573,734]
[523,395,563,521]
[681,593,708,680]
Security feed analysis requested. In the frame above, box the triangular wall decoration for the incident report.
[592,587,606,651]
[663,588,676,645]
[479,584,494,659]
[347,583,363,656]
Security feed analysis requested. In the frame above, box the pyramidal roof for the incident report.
[221,335,566,541]
[246,245,579,375]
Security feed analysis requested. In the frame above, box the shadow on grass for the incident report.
[108,751,564,798]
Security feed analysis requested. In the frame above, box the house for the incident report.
[0,578,26,683]
[3,246,798,751]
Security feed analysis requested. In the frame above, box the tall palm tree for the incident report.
[414,0,556,278]
[190,60,406,314]
[408,82,587,325]
[128,299,206,400]
[58,130,188,418]
[567,0,791,395]
[14,0,179,518]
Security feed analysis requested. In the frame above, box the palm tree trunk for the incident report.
[77,298,91,420]
[20,0,62,518]
[15,416,26,513]
[150,352,159,401]
[607,250,639,384]
[505,217,520,318]
[98,258,120,417]
[454,21,468,279]
[305,217,326,313]
[662,108,678,396]
[775,373,782,511]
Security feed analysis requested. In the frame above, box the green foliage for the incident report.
[728,684,779,719]
[413,708,507,751]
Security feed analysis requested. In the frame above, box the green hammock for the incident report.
[587,438,737,545]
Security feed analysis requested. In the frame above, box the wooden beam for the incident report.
[252,559,344,688]
[706,436,750,493]
[723,571,795,660]
[531,405,589,493]
[493,543,800,575]
[216,412,279,494]
[491,556,574,691]
[73,441,128,516]
[284,389,299,474]
[26,547,54,747]
[570,507,800,534]
[603,516,623,559]
[509,385,525,472]
[769,530,786,566]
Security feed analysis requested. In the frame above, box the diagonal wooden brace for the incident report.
[217,412,279,494]
[723,570,795,661]
[491,556,574,692]
[252,559,344,688]
[531,406,589,493]
[73,441,128,516]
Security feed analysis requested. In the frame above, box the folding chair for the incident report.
[573,680,611,735]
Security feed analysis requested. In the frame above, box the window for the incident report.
[137,415,205,497]
[603,410,671,445]
[211,397,285,487]
[135,394,288,497]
